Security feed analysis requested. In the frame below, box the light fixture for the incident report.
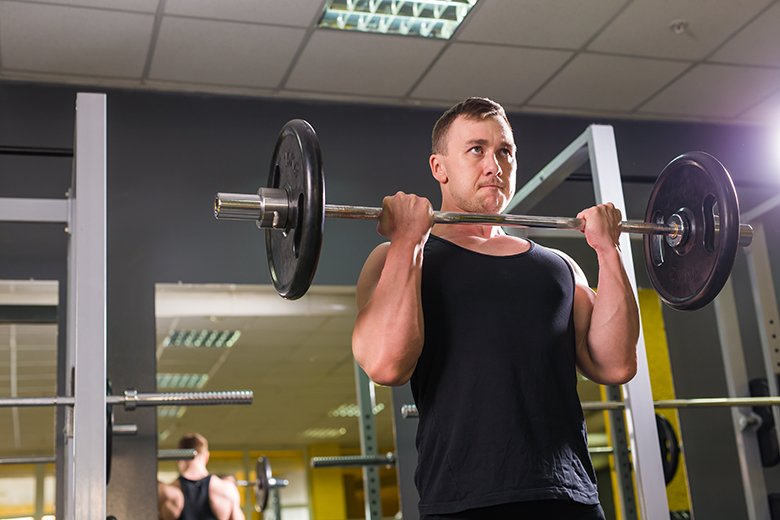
[302,427,348,439]
[327,402,386,417]
[318,0,479,40]
[157,373,209,389]
[161,329,241,348]
[158,406,187,419]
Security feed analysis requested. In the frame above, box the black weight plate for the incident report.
[254,456,272,512]
[644,152,740,310]
[265,120,325,300]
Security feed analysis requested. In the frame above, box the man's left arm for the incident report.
[569,203,640,385]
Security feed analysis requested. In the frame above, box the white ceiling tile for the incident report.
[457,0,625,49]
[710,2,780,67]
[164,0,324,27]
[739,88,780,123]
[150,17,306,88]
[639,64,780,118]
[589,0,772,60]
[411,43,571,105]
[286,30,445,96]
[19,0,159,11]
[0,2,154,77]
[529,53,690,111]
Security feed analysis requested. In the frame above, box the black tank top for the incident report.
[411,235,599,515]
[177,475,217,520]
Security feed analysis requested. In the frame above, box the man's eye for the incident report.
[469,146,482,154]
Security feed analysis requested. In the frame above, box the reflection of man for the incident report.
[157,433,244,520]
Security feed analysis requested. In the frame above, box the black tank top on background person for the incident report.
[411,235,599,515]
[177,475,217,520]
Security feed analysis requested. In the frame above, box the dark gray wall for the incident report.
[2,80,780,518]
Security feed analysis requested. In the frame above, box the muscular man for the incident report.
[157,433,244,520]
[352,97,639,519]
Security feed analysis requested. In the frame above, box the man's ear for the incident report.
[430,154,448,184]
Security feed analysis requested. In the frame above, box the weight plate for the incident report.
[255,456,272,512]
[265,120,325,300]
[644,152,740,310]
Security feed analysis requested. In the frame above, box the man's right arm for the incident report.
[352,194,431,386]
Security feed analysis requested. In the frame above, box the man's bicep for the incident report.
[356,243,390,309]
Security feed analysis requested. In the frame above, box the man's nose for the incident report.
[484,152,503,177]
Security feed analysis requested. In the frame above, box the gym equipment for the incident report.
[0,389,252,485]
[214,120,752,309]
[253,456,289,513]
[310,453,396,468]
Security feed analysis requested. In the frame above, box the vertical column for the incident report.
[713,279,770,519]
[69,93,108,520]
[588,125,669,519]
[392,384,420,520]
[354,362,382,520]
[744,222,780,448]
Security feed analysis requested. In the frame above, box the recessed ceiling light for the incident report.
[318,0,479,40]
[302,427,348,439]
[161,329,241,348]
[157,373,209,389]
[327,402,386,417]
[158,406,187,419]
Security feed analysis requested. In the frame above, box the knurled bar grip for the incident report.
[214,191,753,246]
[310,453,396,468]
[0,449,198,465]
[0,390,253,410]
[115,390,254,410]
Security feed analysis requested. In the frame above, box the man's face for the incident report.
[431,114,516,214]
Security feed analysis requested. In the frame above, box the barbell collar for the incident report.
[214,192,753,246]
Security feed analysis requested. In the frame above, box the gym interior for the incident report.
[2,1,780,519]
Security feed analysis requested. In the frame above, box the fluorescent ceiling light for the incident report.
[162,329,241,348]
[302,427,348,439]
[157,373,209,389]
[158,406,187,419]
[328,402,386,417]
[318,0,478,39]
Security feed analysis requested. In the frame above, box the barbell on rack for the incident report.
[0,388,253,484]
[310,453,396,469]
[214,119,753,310]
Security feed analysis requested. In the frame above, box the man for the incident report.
[352,97,639,519]
[157,433,245,520]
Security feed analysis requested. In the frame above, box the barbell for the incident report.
[0,387,253,484]
[214,119,754,310]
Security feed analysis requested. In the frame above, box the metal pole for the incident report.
[354,362,382,520]
[0,390,253,409]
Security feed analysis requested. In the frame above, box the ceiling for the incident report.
[0,0,779,126]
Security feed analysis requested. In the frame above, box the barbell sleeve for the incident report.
[214,192,753,246]
[114,390,253,410]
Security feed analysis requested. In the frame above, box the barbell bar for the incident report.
[0,390,253,410]
[0,449,197,466]
[213,119,753,310]
[401,396,780,419]
[216,193,753,247]
[310,453,396,468]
